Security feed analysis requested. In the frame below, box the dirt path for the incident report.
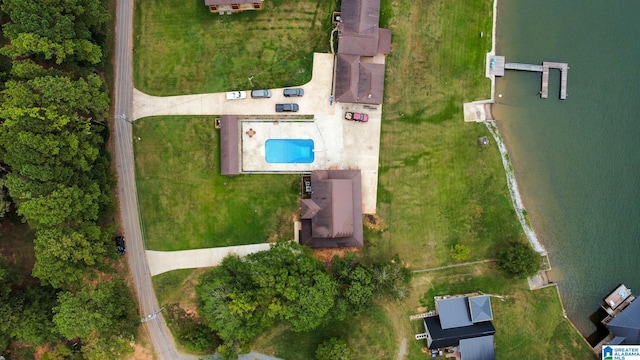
[396,339,407,360]
[411,259,495,274]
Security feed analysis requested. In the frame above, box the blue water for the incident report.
[265,139,315,164]
[493,1,640,336]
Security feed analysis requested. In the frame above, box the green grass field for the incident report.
[133,117,299,250]
[361,0,524,270]
[253,304,397,360]
[134,0,334,95]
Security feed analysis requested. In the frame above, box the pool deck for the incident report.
[241,101,382,213]
[132,52,383,214]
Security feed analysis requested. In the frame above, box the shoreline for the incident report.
[482,0,597,352]
[481,0,547,256]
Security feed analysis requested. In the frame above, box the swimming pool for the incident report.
[265,139,315,164]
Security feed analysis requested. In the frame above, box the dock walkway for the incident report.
[492,57,569,100]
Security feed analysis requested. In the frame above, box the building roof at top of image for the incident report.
[338,0,391,56]
[607,298,640,345]
[299,170,363,248]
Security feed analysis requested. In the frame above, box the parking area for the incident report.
[132,53,336,120]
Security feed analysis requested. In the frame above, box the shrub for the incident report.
[449,244,470,261]
[315,337,353,360]
[496,242,541,277]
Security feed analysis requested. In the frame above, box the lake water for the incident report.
[491,0,640,336]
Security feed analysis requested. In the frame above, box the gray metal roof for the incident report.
[469,295,493,323]
[459,336,495,360]
[436,297,473,330]
[607,299,640,344]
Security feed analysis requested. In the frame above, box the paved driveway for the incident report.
[147,244,271,276]
[132,53,335,119]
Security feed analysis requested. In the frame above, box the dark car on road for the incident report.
[276,103,299,112]
[283,88,304,97]
[251,89,272,98]
[115,236,126,255]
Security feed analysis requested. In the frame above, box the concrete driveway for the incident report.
[146,243,271,276]
[132,53,336,119]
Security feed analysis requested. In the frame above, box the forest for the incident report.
[0,0,139,358]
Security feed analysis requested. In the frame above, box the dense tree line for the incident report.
[0,0,138,358]
[196,242,411,358]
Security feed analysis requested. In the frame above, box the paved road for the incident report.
[113,1,191,359]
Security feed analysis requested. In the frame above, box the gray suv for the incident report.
[283,88,304,97]
[251,89,272,98]
[276,103,299,112]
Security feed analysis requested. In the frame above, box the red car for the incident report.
[344,112,368,122]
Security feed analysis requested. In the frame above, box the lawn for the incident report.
[133,117,299,250]
[252,304,397,360]
[134,0,334,95]
[363,0,525,270]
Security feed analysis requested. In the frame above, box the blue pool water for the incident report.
[265,139,315,164]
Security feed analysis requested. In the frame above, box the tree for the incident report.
[496,241,541,277]
[2,74,109,119]
[0,256,21,351]
[330,253,376,320]
[11,285,59,345]
[315,337,353,360]
[81,333,134,360]
[0,180,10,218]
[1,0,107,64]
[53,280,137,340]
[449,244,470,261]
[197,242,338,354]
[164,303,217,353]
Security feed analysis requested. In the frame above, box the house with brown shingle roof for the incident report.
[205,0,264,14]
[334,54,386,104]
[298,170,364,248]
[337,0,391,56]
[334,0,391,105]
[219,115,240,175]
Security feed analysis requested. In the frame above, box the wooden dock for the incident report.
[542,62,568,99]
[491,56,569,100]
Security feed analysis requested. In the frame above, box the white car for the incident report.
[226,91,247,100]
